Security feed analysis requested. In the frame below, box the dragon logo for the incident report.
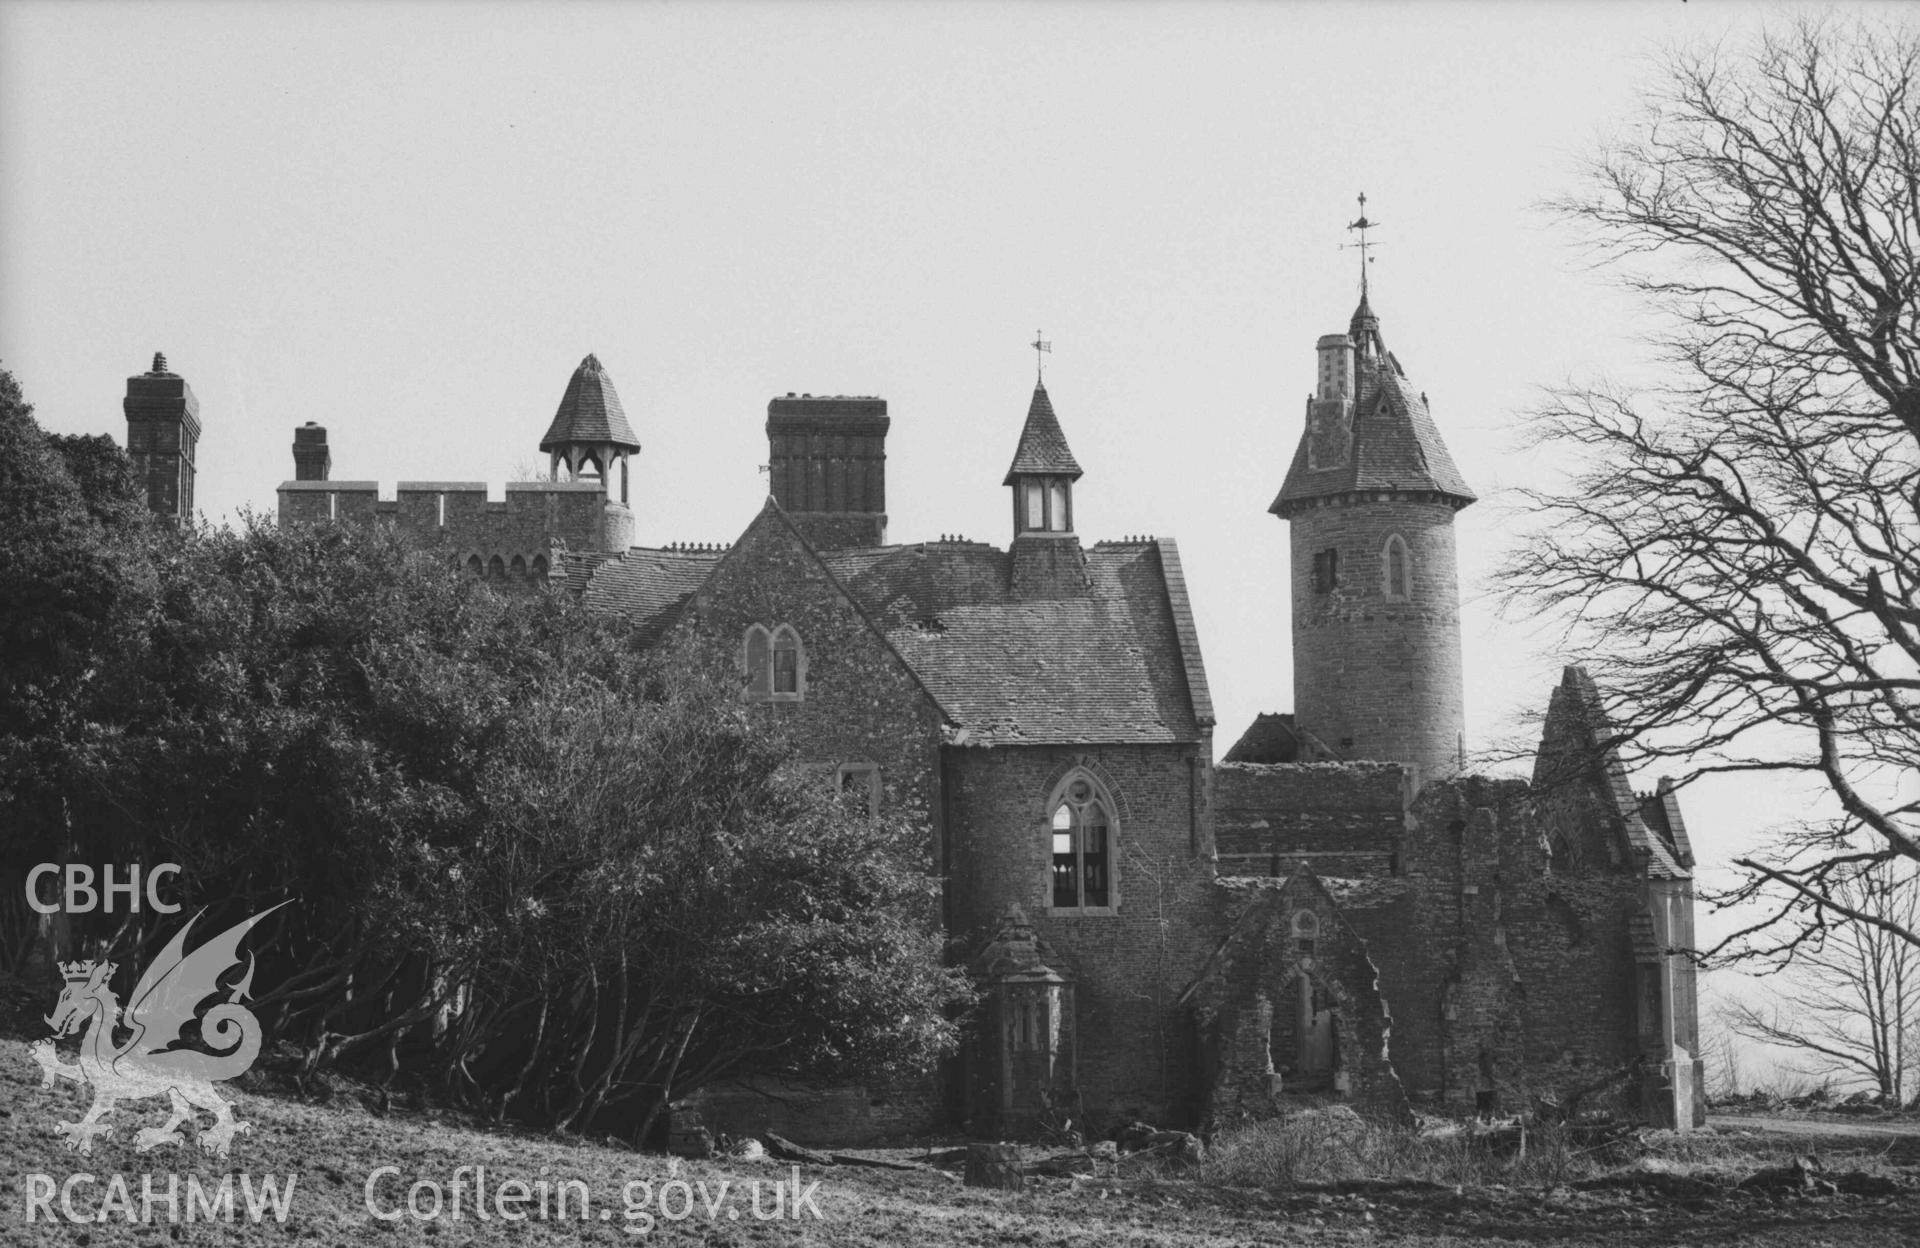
[28,902,286,1158]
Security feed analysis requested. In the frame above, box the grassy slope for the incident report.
[3,983,1918,1246]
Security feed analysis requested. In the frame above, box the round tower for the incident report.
[1269,295,1475,779]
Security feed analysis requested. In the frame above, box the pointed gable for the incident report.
[1002,383,1084,483]
[540,354,641,453]
[1534,665,1688,881]
[1271,306,1475,514]
[575,510,1212,746]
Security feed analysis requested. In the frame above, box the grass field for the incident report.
[3,977,1917,1246]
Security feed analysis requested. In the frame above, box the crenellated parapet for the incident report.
[276,479,632,580]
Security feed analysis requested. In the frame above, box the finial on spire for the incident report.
[1343,192,1380,297]
[1031,330,1051,383]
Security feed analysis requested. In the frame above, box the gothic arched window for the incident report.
[743,624,771,698]
[1382,534,1411,601]
[1049,773,1115,913]
[771,625,804,699]
[743,624,805,702]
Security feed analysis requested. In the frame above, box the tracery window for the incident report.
[1292,910,1320,956]
[772,625,803,697]
[743,623,805,702]
[1049,774,1114,912]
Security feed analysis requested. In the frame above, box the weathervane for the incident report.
[1032,330,1051,383]
[1343,192,1381,296]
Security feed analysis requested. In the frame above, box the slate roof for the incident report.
[580,546,723,645]
[1223,712,1302,763]
[1002,384,1084,483]
[540,354,641,453]
[1638,779,1696,870]
[1271,303,1475,513]
[579,527,1213,746]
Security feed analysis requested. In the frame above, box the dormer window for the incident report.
[743,623,805,702]
[1048,773,1114,914]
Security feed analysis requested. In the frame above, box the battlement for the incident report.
[277,478,633,566]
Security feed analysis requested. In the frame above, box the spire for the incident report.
[1349,291,1381,355]
[539,354,640,454]
[1001,383,1084,485]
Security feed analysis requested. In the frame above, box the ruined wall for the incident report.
[944,741,1217,1130]
[1336,776,1650,1116]
[1214,760,1403,877]
[1214,761,1665,1119]
[1189,878,1411,1127]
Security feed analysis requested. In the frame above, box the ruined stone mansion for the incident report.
[116,284,1703,1142]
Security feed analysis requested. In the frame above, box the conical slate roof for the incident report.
[540,354,640,453]
[1002,383,1084,484]
[1270,304,1474,514]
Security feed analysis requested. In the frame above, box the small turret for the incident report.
[1003,383,1082,537]
[539,354,640,503]
[1003,382,1089,599]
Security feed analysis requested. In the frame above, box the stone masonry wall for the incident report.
[278,480,631,566]
[1331,776,1646,1114]
[646,507,953,1142]
[1214,760,1403,877]
[944,741,1218,1131]
[1288,497,1463,779]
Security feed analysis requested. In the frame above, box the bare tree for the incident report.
[1504,18,1920,953]
[1723,862,1920,1103]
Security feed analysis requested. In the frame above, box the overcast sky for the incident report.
[3,1,1909,1009]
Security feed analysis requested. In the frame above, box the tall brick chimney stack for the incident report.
[765,394,889,549]
[123,352,200,527]
[292,422,330,481]
[1270,295,1476,781]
